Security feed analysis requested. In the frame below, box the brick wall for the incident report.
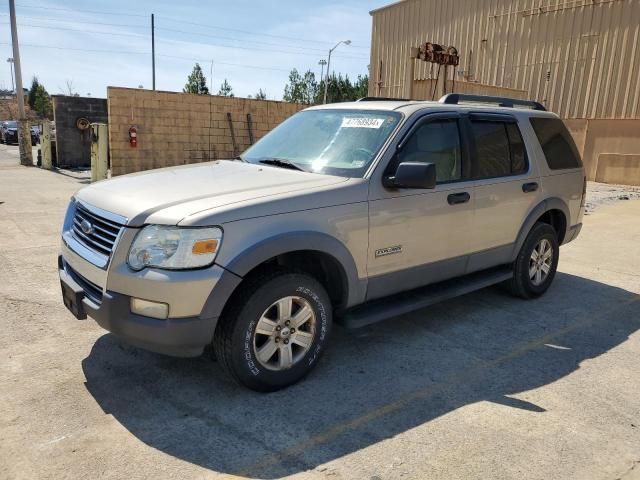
[107,87,305,176]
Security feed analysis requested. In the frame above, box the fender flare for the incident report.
[202,232,365,321]
[511,197,571,261]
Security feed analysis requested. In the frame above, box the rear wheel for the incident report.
[214,271,332,392]
[508,222,559,299]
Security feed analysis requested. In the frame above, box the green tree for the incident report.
[283,69,317,104]
[217,78,234,97]
[33,84,53,119]
[255,88,267,100]
[316,73,369,104]
[183,63,209,94]
[28,76,40,109]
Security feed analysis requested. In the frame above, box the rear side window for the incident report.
[470,120,528,179]
[529,117,582,169]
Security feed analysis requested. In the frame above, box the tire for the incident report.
[214,271,333,392]
[508,222,559,299]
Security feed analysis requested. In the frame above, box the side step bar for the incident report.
[341,267,513,329]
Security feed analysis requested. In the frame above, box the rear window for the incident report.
[529,117,582,170]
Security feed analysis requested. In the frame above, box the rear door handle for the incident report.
[522,182,539,193]
[447,192,471,205]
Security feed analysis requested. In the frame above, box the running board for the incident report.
[341,267,513,329]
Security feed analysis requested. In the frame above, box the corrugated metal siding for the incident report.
[369,0,640,119]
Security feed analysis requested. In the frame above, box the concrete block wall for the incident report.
[107,87,305,176]
[52,96,108,168]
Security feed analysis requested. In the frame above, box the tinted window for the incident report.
[471,120,529,178]
[506,123,527,174]
[471,121,511,178]
[396,119,462,183]
[530,117,582,169]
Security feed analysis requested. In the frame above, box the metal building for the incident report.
[368,0,640,184]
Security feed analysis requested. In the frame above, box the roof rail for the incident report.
[356,96,410,102]
[439,93,546,111]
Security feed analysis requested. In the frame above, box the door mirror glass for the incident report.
[383,161,436,189]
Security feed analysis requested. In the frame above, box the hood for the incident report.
[75,160,350,226]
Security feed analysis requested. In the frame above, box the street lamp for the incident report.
[318,59,327,88]
[6,58,15,94]
[323,40,351,104]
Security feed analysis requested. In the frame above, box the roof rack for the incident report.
[439,93,546,111]
[356,96,410,102]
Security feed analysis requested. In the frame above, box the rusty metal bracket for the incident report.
[226,112,239,157]
[246,113,254,145]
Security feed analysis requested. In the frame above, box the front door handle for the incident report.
[447,192,471,205]
[522,182,539,193]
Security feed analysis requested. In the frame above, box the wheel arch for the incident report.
[220,232,365,310]
[511,198,570,261]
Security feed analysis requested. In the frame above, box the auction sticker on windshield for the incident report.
[341,117,385,129]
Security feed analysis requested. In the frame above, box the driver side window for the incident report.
[397,119,462,183]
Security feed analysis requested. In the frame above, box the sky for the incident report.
[0,0,389,100]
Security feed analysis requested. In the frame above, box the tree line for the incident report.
[183,63,368,104]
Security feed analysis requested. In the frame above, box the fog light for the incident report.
[131,298,169,319]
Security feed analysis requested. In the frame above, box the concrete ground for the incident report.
[1,143,639,480]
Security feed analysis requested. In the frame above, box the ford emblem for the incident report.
[80,219,95,235]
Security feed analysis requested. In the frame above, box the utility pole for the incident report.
[318,59,327,89]
[9,0,32,166]
[210,60,213,93]
[151,13,155,90]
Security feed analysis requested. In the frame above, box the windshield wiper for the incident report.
[258,158,308,172]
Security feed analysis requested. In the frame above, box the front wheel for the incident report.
[508,222,559,299]
[214,271,333,392]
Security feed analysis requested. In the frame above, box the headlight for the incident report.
[128,225,222,271]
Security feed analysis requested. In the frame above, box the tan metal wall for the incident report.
[369,0,640,119]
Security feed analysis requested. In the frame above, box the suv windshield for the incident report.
[242,109,402,177]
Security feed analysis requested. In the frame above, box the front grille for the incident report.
[65,263,103,305]
[71,203,124,258]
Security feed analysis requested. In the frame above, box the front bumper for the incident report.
[59,255,237,357]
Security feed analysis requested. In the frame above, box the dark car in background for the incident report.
[1,120,19,144]
[1,121,40,146]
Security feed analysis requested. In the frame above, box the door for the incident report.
[465,113,543,272]
[367,113,475,300]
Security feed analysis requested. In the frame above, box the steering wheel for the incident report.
[352,148,374,162]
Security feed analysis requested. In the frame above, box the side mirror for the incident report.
[383,161,436,189]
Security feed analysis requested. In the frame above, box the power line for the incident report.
[155,15,371,50]
[155,27,368,59]
[0,12,145,29]
[5,4,371,50]
[0,42,297,72]
[1,21,369,61]
[14,2,148,17]
[155,26,365,56]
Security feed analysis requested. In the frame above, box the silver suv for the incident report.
[59,94,585,391]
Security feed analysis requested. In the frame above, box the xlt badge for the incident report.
[375,245,403,258]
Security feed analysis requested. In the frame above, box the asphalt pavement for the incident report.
[1,145,639,480]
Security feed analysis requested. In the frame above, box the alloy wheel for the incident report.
[529,238,553,286]
[252,296,316,371]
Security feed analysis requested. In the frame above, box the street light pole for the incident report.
[7,58,15,93]
[323,40,351,104]
[8,0,32,166]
